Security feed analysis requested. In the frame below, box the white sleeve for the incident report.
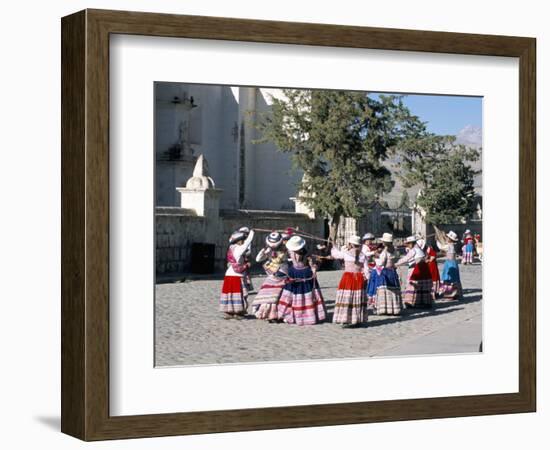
[331,247,345,260]
[255,247,269,263]
[396,249,414,266]
[375,250,387,267]
[233,230,255,261]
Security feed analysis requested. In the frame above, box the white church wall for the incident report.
[155,82,196,206]
[155,82,240,209]
[155,83,302,212]
[192,84,239,209]
[246,89,303,211]
[238,87,257,209]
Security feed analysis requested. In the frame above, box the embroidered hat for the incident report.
[404,235,417,244]
[446,231,459,242]
[229,231,246,244]
[266,232,283,248]
[362,232,375,241]
[286,235,306,252]
[381,233,393,243]
[348,235,362,246]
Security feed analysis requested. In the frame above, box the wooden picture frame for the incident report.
[61,9,536,441]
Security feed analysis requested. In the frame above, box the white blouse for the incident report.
[375,248,396,269]
[225,230,255,277]
[331,247,365,273]
[397,245,425,268]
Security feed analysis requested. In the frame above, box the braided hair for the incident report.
[354,245,362,266]
[294,247,308,264]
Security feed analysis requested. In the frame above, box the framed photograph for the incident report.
[61,9,536,441]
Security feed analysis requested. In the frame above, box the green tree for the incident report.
[397,133,480,224]
[254,90,420,241]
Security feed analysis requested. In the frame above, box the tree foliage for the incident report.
[254,90,419,238]
[253,88,481,232]
[397,133,480,224]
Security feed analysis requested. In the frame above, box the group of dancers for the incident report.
[219,226,475,328]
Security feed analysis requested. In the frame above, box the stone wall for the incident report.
[155,208,206,275]
[434,222,483,240]
[411,203,482,245]
[338,203,412,245]
[156,207,323,276]
[417,221,483,249]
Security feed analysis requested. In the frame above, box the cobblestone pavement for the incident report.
[155,262,482,366]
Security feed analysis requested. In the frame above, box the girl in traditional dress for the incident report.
[281,230,294,264]
[369,233,403,315]
[397,236,433,309]
[277,236,326,326]
[418,238,441,300]
[251,232,289,322]
[219,229,255,319]
[475,233,483,263]
[462,229,475,265]
[331,235,368,327]
[237,226,255,291]
[361,233,377,307]
[439,230,463,299]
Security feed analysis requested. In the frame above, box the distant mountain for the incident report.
[455,125,482,148]
[455,125,482,191]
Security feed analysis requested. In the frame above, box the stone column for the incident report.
[176,155,223,242]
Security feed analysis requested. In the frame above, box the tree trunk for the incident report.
[328,215,341,246]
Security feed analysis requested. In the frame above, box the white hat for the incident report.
[446,231,459,242]
[405,235,417,244]
[465,229,471,234]
[348,235,362,246]
[229,231,246,244]
[266,232,282,248]
[362,232,375,241]
[238,226,250,234]
[417,238,426,249]
[381,233,393,243]
[286,235,306,252]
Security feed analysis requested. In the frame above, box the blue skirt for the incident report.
[367,268,400,297]
[441,259,461,284]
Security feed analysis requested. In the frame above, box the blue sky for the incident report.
[370,92,483,136]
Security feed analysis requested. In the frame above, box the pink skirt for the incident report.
[252,274,286,320]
